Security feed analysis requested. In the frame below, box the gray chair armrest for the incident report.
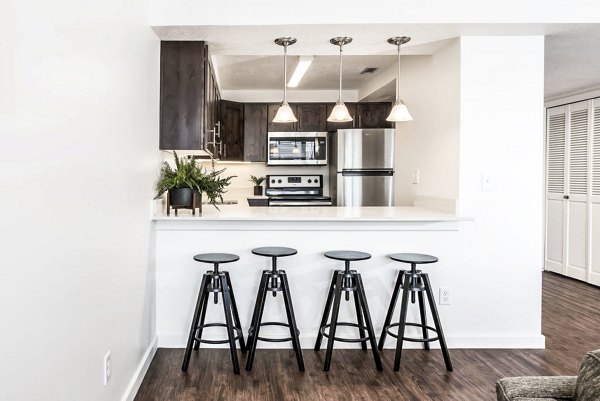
[496,376,577,401]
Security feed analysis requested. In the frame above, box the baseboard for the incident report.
[121,336,158,401]
[158,332,545,349]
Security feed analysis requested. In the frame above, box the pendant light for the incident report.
[327,37,353,123]
[273,37,298,123]
[386,36,413,122]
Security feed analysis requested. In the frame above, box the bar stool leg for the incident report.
[417,276,430,351]
[378,270,404,351]
[224,271,246,352]
[193,275,210,350]
[394,273,412,371]
[422,273,453,371]
[324,271,343,372]
[182,273,209,371]
[352,273,367,351]
[245,271,269,371]
[220,274,240,375]
[354,273,383,371]
[280,271,305,371]
[314,272,337,351]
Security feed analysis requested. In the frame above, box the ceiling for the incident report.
[153,23,600,100]
[216,55,397,90]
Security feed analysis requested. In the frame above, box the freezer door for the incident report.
[337,171,394,206]
[337,129,395,170]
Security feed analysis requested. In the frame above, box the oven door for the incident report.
[267,132,327,165]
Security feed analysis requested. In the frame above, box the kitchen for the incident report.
[151,22,544,388]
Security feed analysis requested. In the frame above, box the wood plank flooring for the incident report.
[134,272,600,401]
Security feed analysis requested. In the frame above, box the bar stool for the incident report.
[378,253,453,372]
[181,253,245,375]
[315,250,382,372]
[245,247,304,372]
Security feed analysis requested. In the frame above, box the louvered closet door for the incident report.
[589,98,600,285]
[546,106,567,273]
[565,101,589,281]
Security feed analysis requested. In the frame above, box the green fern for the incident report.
[154,152,235,209]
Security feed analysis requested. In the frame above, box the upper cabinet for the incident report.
[296,103,327,132]
[244,103,268,162]
[159,41,221,153]
[219,100,244,161]
[356,103,393,129]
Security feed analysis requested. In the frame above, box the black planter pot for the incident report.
[254,185,263,196]
[169,188,195,207]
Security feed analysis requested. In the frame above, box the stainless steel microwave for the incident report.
[267,132,328,166]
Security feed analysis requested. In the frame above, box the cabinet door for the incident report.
[244,103,268,162]
[566,101,589,281]
[326,103,357,131]
[296,103,327,132]
[220,100,244,161]
[160,41,207,150]
[545,106,567,274]
[356,102,393,129]
[589,98,600,286]
[267,103,298,132]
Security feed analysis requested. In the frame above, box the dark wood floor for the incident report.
[135,272,600,401]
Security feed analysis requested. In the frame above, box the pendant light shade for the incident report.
[327,37,353,123]
[386,36,413,122]
[273,37,298,123]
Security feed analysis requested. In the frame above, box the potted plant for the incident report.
[155,152,234,215]
[250,175,265,196]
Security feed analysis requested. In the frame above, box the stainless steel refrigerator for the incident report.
[329,129,395,206]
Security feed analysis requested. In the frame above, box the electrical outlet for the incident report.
[439,287,451,305]
[412,169,420,184]
[103,351,111,385]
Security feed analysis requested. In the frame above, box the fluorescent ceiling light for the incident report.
[287,56,314,88]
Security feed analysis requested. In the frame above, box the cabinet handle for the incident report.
[352,116,355,128]
[358,115,362,128]
[223,143,227,158]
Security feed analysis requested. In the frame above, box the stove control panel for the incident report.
[266,175,322,188]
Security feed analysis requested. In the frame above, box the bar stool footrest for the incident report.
[255,322,300,343]
[319,322,370,343]
[194,323,243,344]
[384,322,439,343]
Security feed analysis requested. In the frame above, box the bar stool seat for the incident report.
[389,253,438,264]
[252,247,297,258]
[245,246,304,372]
[193,253,240,264]
[315,250,382,372]
[182,252,245,375]
[378,252,453,372]
[324,250,371,261]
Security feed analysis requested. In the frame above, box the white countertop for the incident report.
[152,205,463,222]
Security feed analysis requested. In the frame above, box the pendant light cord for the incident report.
[338,44,343,103]
[283,43,288,103]
[396,43,401,103]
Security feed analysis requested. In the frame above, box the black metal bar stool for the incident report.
[315,250,382,372]
[378,253,453,372]
[245,247,304,372]
[181,253,245,375]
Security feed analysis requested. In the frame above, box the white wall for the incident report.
[456,36,545,339]
[394,41,461,209]
[0,1,160,400]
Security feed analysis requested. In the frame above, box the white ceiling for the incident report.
[153,23,600,100]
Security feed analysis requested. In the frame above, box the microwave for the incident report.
[267,132,328,166]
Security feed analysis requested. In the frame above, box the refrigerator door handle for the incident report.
[341,169,394,176]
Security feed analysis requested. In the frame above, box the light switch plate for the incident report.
[412,169,420,184]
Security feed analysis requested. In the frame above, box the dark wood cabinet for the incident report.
[160,41,206,150]
[267,103,298,132]
[159,41,221,152]
[219,100,244,161]
[243,103,268,162]
[356,102,393,129]
[296,103,327,132]
[326,102,357,131]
